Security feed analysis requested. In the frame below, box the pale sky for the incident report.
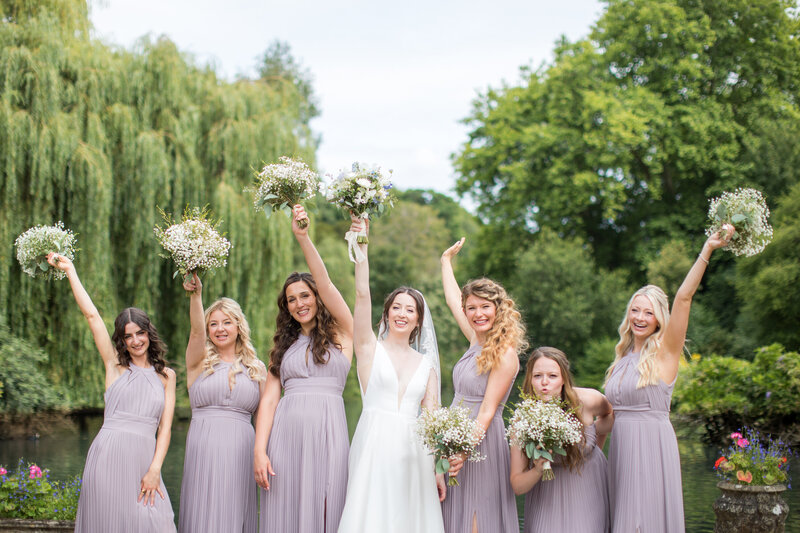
[89,0,603,198]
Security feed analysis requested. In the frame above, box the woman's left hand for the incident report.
[138,468,165,506]
[706,223,735,250]
[435,473,447,502]
[447,452,466,476]
[292,204,309,236]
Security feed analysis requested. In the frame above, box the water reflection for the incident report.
[1,413,797,532]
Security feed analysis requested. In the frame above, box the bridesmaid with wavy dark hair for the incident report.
[47,253,176,533]
[255,205,354,533]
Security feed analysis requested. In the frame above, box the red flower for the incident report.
[714,456,727,469]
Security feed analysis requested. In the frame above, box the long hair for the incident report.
[379,286,424,345]
[461,278,528,374]
[203,298,264,383]
[269,272,341,378]
[112,307,168,376]
[523,347,584,473]
[603,285,670,389]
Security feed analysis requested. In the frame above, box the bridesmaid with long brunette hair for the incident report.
[178,273,265,533]
[47,253,176,532]
[510,347,613,533]
[440,238,527,533]
[255,205,354,533]
[604,225,733,533]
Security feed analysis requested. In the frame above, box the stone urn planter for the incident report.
[713,480,789,533]
[0,519,74,532]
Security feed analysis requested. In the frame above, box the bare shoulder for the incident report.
[163,367,177,384]
[499,346,520,373]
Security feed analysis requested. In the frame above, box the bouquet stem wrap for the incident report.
[541,460,555,481]
[345,229,367,263]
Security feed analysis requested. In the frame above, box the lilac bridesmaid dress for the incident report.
[441,345,517,533]
[75,365,176,532]
[523,423,609,533]
[605,351,684,532]
[179,361,260,532]
[259,334,351,533]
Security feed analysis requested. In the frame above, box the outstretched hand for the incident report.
[46,252,74,274]
[138,469,165,506]
[292,204,310,236]
[441,237,465,262]
[706,223,735,250]
[183,271,202,294]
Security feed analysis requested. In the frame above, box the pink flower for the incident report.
[736,438,750,447]
[0,467,6,476]
[730,432,742,440]
[28,465,42,479]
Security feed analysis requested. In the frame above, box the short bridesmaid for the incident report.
[510,347,613,533]
[49,253,176,532]
[255,205,354,533]
[605,225,733,532]
[178,273,265,532]
[440,238,526,533]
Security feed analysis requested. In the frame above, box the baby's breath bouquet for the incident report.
[251,156,320,228]
[14,222,77,280]
[153,206,231,280]
[415,405,486,486]
[326,162,394,261]
[506,395,584,481]
[706,188,773,256]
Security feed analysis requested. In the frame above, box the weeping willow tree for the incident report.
[0,0,317,407]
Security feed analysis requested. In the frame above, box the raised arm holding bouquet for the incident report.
[15,222,77,280]
[251,156,320,228]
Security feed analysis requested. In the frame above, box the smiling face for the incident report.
[529,356,564,400]
[386,292,420,339]
[123,322,150,359]
[285,280,318,328]
[628,294,659,341]
[464,294,497,336]
[207,309,239,351]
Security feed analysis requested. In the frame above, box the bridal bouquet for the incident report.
[153,206,231,280]
[251,156,320,228]
[326,162,393,261]
[416,405,485,486]
[706,188,773,256]
[15,222,77,280]
[506,395,583,481]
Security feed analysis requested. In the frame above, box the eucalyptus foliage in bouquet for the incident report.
[415,405,485,486]
[326,162,393,260]
[251,156,320,228]
[506,394,584,481]
[706,188,772,256]
[14,222,77,280]
[714,428,793,486]
[153,206,231,280]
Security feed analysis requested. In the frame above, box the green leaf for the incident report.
[732,213,747,224]
[525,442,536,459]
[553,445,567,456]
[540,450,554,462]
[532,447,541,460]
[435,458,450,474]
[38,261,49,272]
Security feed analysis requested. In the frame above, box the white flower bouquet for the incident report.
[251,156,320,228]
[706,188,773,256]
[416,405,486,486]
[153,206,231,280]
[326,162,393,259]
[15,222,77,280]
[506,395,584,481]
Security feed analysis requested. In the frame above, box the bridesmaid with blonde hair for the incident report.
[179,273,266,532]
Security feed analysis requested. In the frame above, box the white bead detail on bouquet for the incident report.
[706,187,773,257]
[153,206,231,279]
[505,396,583,481]
[15,222,77,280]
[325,162,393,263]
[252,156,320,228]
[415,405,485,486]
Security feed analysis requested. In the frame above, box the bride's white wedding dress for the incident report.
[337,342,445,533]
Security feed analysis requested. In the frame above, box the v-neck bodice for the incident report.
[360,342,431,417]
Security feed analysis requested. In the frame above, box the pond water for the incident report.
[1,411,797,532]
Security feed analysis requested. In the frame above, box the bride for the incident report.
[337,216,446,533]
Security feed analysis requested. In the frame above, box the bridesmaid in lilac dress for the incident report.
[604,225,734,533]
[48,254,176,532]
[510,347,613,533]
[255,205,354,533]
[179,274,265,532]
[439,238,527,533]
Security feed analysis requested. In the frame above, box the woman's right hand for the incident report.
[441,237,465,263]
[447,452,466,477]
[182,271,202,294]
[254,451,276,490]
[292,204,310,237]
[46,252,74,274]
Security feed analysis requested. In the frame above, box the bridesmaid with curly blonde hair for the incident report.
[179,273,266,532]
[440,238,528,533]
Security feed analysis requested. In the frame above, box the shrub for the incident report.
[0,460,81,520]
